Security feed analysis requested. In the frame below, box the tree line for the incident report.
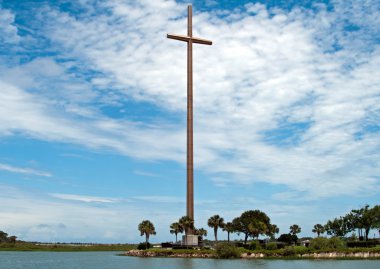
[138,204,380,244]
[315,204,380,240]
[0,230,17,244]
[139,210,282,244]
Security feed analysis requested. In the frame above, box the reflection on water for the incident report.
[0,251,379,269]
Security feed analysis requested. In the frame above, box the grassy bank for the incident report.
[123,245,380,259]
[243,245,380,256]
[0,242,135,252]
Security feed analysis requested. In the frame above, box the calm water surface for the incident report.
[1,251,379,269]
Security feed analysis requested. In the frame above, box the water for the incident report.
[0,251,379,269]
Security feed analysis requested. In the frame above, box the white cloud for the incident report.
[0,185,137,242]
[0,8,19,45]
[133,170,160,177]
[49,193,121,203]
[0,0,379,200]
[0,163,52,177]
[0,79,185,162]
[132,195,183,203]
[0,184,332,242]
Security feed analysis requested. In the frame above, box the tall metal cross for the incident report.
[167,5,212,235]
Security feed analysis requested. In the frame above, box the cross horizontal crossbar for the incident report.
[167,34,212,45]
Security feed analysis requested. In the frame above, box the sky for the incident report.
[0,0,379,243]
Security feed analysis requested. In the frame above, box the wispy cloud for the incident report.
[0,0,379,200]
[132,195,183,203]
[49,193,121,203]
[133,170,160,177]
[0,163,52,177]
[0,8,20,45]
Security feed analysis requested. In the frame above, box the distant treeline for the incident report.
[165,204,380,245]
[0,231,17,244]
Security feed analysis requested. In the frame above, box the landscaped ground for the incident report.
[0,242,135,251]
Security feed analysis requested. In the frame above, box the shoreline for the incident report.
[123,249,380,259]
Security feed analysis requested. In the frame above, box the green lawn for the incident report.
[0,242,135,251]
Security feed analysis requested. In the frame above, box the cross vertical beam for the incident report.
[187,5,194,232]
[167,5,212,235]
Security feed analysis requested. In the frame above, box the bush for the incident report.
[137,242,152,250]
[277,234,297,245]
[215,243,240,259]
[309,237,329,250]
[309,237,346,250]
[293,246,309,255]
[235,242,249,249]
[280,246,308,256]
[249,241,261,250]
[282,246,296,256]
[328,237,345,249]
[347,241,377,248]
[266,242,278,250]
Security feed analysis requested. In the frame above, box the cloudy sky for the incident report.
[0,0,379,243]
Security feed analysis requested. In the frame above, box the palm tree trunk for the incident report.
[365,228,370,241]
[227,232,230,242]
[244,233,248,244]
[214,227,218,242]
[175,233,178,243]
[146,234,149,246]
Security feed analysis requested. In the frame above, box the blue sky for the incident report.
[0,0,379,243]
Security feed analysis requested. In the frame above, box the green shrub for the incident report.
[266,242,278,250]
[328,237,345,249]
[235,242,250,249]
[215,243,240,259]
[293,246,309,255]
[282,246,296,256]
[137,242,152,250]
[309,237,346,250]
[347,241,377,248]
[249,241,261,250]
[309,237,329,250]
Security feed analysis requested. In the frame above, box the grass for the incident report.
[3,242,380,258]
[0,242,135,252]
[133,247,215,255]
[126,245,380,259]
[240,245,380,257]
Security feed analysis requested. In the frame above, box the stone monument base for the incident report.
[182,235,198,246]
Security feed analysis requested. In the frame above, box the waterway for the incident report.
[0,251,379,269]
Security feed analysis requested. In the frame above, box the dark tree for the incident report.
[232,210,272,244]
[178,216,194,236]
[222,222,235,242]
[207,215,224,242]
[312,224,325,237]
[277,233,298,245]
[138,220,156,246]
[170,222,183,242]
[324,217,351,237]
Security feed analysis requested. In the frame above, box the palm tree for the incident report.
[179,216,194,236]
[138,220,156,246]
[207,215,225,242]
[195,228,208,239]
[170,222,183,242]
[312,224,325,237]
[269,224,280,239]
[289,224,301,236]
[222,222,234,242]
